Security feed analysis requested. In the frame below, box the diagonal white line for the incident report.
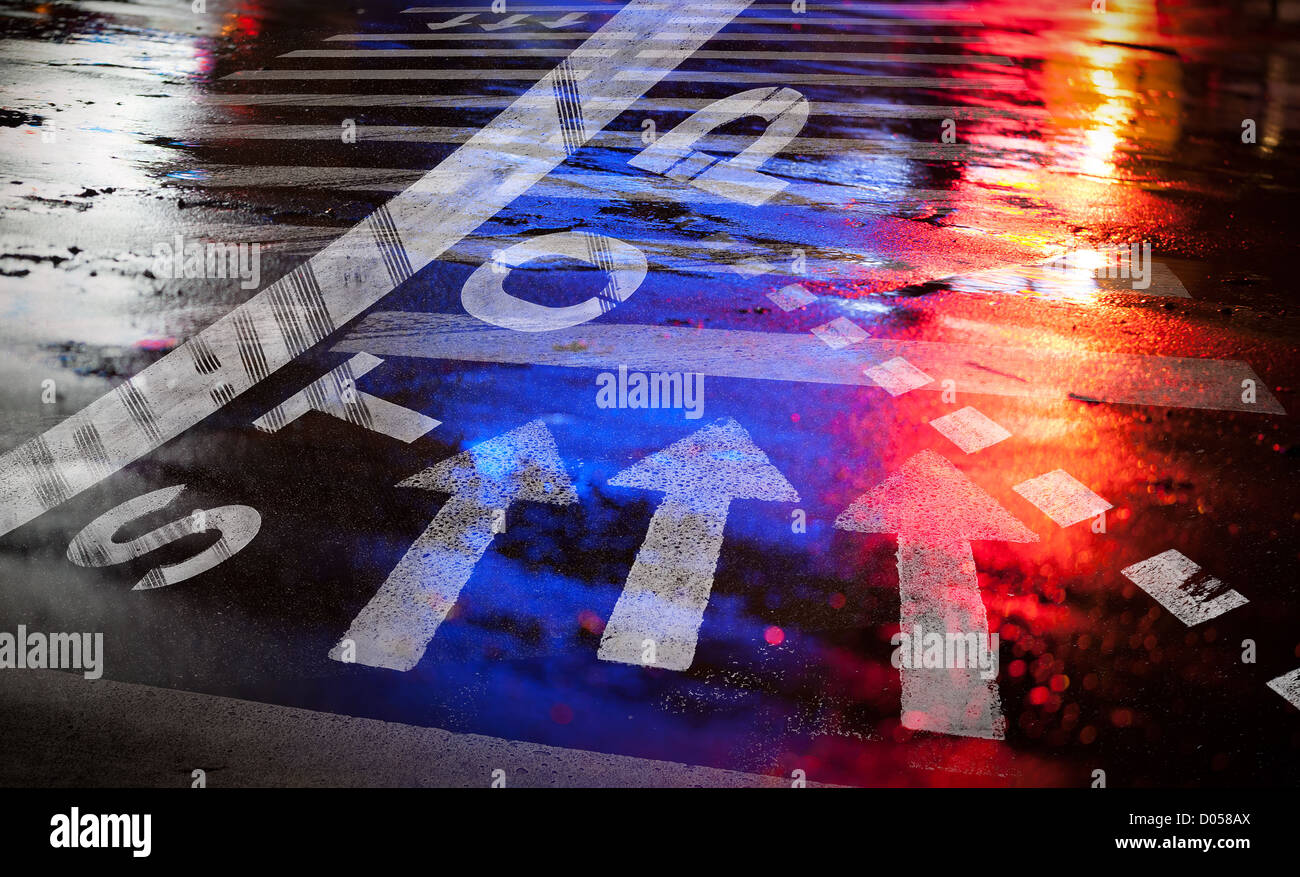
[0,0,756,540]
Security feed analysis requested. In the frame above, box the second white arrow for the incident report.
[598,417,800,671]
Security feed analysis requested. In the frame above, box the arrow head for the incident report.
[399,419,577,507]
[836,449,1037,543]
[609,417,799,505]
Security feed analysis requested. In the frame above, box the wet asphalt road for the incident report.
[0,0,1298,787]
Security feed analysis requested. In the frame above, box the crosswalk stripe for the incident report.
[635,49,1012,64]
[183,126,993,159]
[280,48,1012,64]
[1012,469,1112,527]
[388,17,988,26]
[400,3,980,10]
[223,68,1023,88]
[322,31,980,41]
[184,166,962,209]
[199,94,1033,118]
[159,225,1205,299]
[1120,550,1249,627]
[334,313,1287,414]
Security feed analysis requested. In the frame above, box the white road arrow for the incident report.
[598,417,799,671]
[835,450,1037,739]
[330,420,576,671]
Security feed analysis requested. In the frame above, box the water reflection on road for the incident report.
[0,0,1297,786]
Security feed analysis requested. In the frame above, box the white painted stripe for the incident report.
[539,12,588,28]
[811,316,869,349]
[182,126,986,158]
[400,3,980,11]
[282,48,1012,64]
[1012,469,1112,527]
[57,0,209,22]
[332,313,1287,414]
[767,283,817,311]
[865,356,933,396]
[0,0,754,541]
[598,418,798,670]
[1119,549,1249,626]
[252,352,440,443]
[634,49,1013,64]
[201,94,1032,119]
[729,256,778,276]
[929,406,1010,453]
[323,31,979,42]
[1266,667,1300,712]
[224,68,1021,88]
[390,17,987,26]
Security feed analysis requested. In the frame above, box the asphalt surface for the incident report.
[0,0,1298,787]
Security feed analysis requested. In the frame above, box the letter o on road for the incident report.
[461,232,648,332]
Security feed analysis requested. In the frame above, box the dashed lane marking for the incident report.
[929,406,1011,453]
[1012,469,1112,528]
[1120,549,1249,627]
